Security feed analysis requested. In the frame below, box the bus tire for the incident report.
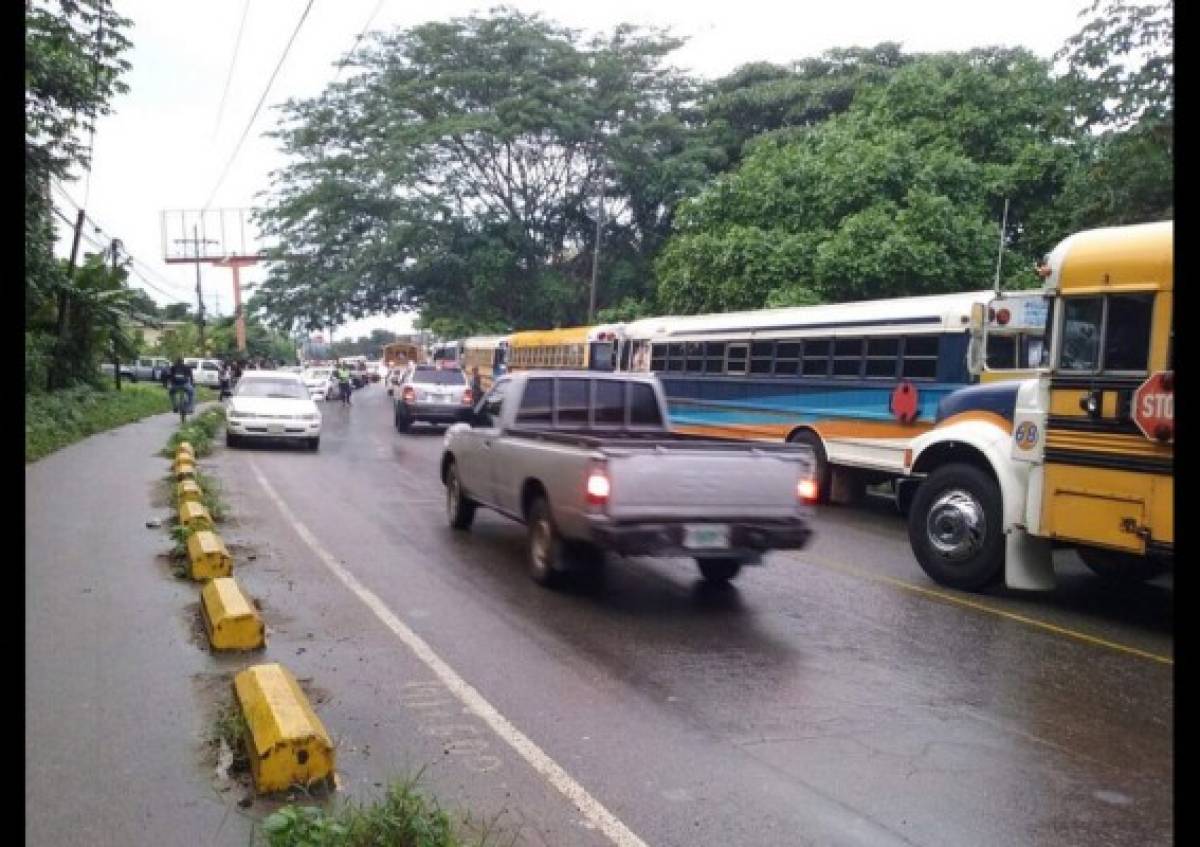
[907,463,1004,591]
[787,429,831,504]
[1078,548,1169,584]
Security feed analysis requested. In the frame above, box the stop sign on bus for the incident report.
[1133,371,1173,442]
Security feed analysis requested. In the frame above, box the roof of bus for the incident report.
[462,334,509,349]
[508,325,590,347]
[623,290,999,340]
[1046,220,1172,294]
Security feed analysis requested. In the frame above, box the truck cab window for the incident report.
[516,378,552,425]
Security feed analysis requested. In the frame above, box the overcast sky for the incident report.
[53,0,1088,340]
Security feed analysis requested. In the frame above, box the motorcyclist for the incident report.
[165,357,195,414]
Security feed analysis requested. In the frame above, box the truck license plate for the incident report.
[684,524,729,549]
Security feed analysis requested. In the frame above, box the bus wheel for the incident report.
[907,463,1003,591]
[787,430,830,504]
[1078,548,1169,584]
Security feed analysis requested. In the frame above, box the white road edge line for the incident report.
[250,460,649,847]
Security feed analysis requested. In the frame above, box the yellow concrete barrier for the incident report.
[175,444,195,460]
[177,479,203,507]
[186,530,232,579]
[173,459,196,481]
[200,577,264,650]
[177,441,195,456]
[233,663,335,793]
[179,499,213,531]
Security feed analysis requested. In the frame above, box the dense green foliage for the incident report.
[26,0,134,390]
[253,2,1170,330]
[26,382,211,462]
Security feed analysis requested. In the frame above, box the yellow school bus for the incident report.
[506,324,624,372]
[904,221,1173,590]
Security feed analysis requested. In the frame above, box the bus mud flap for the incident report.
[1004,529,1055,590]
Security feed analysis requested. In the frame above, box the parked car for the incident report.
[394,365,472,431]
[440,371,816,586]
[387,363,412,396]
[367,360,385,382]
[100,356,170,382]
[302,367,337,401]
[225,370,322,450]
[184,357,222,387]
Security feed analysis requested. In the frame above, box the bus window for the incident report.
[833,338,864,377]
[1104,294,1153,372]
[1060,298,1103,371]
[986,334,1017,370]
[685,342,704,373]
[618,341,631,372]
[865,337,899,378]
[802,339,831,376]
[902,335,939,379]
[589,341,615,372]
[1022,335,1046,369]
[704,342,725,373]
[667,343,685,372]
[650,343,666,371]
[775,342,800,375]
[726,343,749,375]
[750,342,774,374]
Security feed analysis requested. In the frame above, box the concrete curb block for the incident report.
[186,530,232,580]
[176,479,203,507]
[173,459,196,481]
[233,663,335,793]
[178,500,213,532]
[200,577,265,650]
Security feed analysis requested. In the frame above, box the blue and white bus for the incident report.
[622,290,1045,502]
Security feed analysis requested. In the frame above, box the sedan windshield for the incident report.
[235,379,310,399]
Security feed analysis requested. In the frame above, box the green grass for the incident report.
[25,384,215,463]
[258,778,468,847]
[193,469,227,522]
[162,405,226,458]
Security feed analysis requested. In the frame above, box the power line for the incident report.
[212,0,253,140]
[335,0,386,80]
[203,0,318,211]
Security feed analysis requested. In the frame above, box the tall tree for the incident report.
[254,8,719,335]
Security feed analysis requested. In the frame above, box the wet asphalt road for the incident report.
[207,383,1172,847]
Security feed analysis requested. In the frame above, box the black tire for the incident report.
[787,429,831,505]
[907,463,1004,591]
[394,406,411,433]
[444,463,476,531]
[526,497,563,587]
[225,432,240,449]
[1078,548,1169,584]
[307,437,320,452]
[697,558,743,583]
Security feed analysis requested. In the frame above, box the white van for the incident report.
[184,357,223,387]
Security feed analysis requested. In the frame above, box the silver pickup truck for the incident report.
[440,371,816,587]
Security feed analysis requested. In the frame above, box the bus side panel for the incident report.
[1040,464,1173,551]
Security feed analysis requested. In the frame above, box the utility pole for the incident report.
[110,238,124,390]
[173,226,218,354]
[588,111,621,324]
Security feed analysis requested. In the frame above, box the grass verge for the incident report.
[25,384,216,462]
[259,778,466,847]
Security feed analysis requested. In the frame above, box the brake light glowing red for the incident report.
[586,471,611,504]
[402,386,415,404]
[797,478,819,503]
[462,388,473,406]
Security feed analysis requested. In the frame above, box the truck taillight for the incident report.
[586,469,611,505]
[402,386,415,404]
[797,478,819,504]
[462,388,473,406]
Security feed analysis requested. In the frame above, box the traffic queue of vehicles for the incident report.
[414,221,1174,594]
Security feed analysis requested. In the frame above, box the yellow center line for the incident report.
[795,557,1173,666]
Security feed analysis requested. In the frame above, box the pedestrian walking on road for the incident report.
[335,362,352,406]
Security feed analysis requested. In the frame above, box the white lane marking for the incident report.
[250,461,649,847]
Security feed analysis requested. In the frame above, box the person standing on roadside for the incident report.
[335,361,352,406]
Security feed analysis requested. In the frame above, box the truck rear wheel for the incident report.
[1078,548,1169,584]
[696,558,743,583]
[907,463,1003,591]
[444,463,476,531]
[526,497,563,587]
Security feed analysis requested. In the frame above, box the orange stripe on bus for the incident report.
[933,411,1014,434]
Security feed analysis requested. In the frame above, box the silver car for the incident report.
[394,365,473,432]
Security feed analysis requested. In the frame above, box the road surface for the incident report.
[27,385,1173,846]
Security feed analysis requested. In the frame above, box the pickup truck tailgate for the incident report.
[604,447,810,521]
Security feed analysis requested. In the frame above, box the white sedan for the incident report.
[225,371,322,451]
[302,367,338,401]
